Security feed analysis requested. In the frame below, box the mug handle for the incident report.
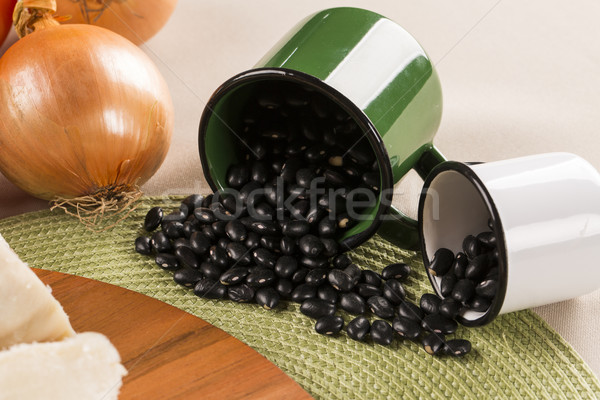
[377,145,446,251]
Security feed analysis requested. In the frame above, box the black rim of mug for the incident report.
[198,67,395,250]
[418,161,508,327]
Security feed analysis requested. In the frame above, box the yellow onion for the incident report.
[55,0,178,45]
[0,0,173,221]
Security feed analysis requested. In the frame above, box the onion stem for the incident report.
[13,0,59,37]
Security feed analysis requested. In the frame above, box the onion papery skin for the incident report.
[0,24,173,200]
[56,0,178,45]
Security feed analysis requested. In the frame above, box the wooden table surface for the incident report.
[35,268,312,400]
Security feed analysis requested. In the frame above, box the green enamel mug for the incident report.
[198,7,445,250]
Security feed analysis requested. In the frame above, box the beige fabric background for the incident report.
[1,0,599,378]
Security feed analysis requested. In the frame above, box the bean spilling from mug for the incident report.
[135,82,472,356]
[428,225,499,317]
[135,195,476,357]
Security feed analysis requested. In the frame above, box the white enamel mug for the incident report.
[418,153,600,326]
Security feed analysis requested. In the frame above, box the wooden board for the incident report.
[34,269,312,400]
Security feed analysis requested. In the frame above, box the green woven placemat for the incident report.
[1,196,599,399]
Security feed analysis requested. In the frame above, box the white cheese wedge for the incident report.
[0,332,128,400]
[0,234,75,349]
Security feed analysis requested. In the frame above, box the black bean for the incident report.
[211,221,228,237]
[239,181,263,207]
[467,295,491,312]
[346,316,370,342]
[476,279,498,298]
[422,313,458,334]
[209,245,229,268]
[224,220,247,242]
[253,202,274,220]
[300,298,336,319]
[440,274,457,297]
[305,268,328,287]
[220,266,250,285]
[305,145,328,163]
[249,220,279,236]
[280,157,304,183]
[259,236,280,252]
[173,268,203,287]
[217,238,231,251]
[422,332,445,355]
[361,270,382,286]
[420,293,442,315]
[288,197,309,217]
[477,231,496,248]
[251,161,270,185]
[339,292,367,315]
[194,278,227,299]
[135,236,152,255]
[162,211,187,227]
[199,262,221,281]
[299,256,329,269]
[163,221,184,239]
[367,296,394,319]
[286,140,308,156]
[181,194,204,211]
[452,252,468,278]
[244,232,261,250]
[356,283,382,298]
[194,207,216,224]
[318,217,337,237]
[291,283,317,303]
[320,238,339,258]
[296,168,316,188]
[428,248,454,277]
[291,268,309,284]
[444,339,472,357]
[144,207,163,231]
[280,236,296,255]
[255,287,280,310]
[274,256,298,278]
[317,284,339,304]
[151,231,172,253]
[226,242,250,264]
[228,284,255,303]
[451,279,476,304]
[209,202,233,221]
[371,320,394,346]
[281,220,310,237]
[246,267,276,287]
[315,315,344,336]
[381,263,411,281]
[439,298,461,320]
[392,316,422,340]
[226,164,250,188]
[361,171,380,192]
[465,254,490,280]
[463,235,483,259]
[182,220,198,239]
[382,279,406,305]
[174,246,200,269]
[173,237,192,250]
[328,269,356,292]
[397,301,424,323]
[305,206,325,226]
[332,253,352,269]
[298,234,324,258]
[155,253,178,270]
[201,226,216,242]
[252,248,277,269]
[275,279,294,299]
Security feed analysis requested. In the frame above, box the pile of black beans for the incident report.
[134,81,472,357]
[427,225,499,317]
[135,194,472,357]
